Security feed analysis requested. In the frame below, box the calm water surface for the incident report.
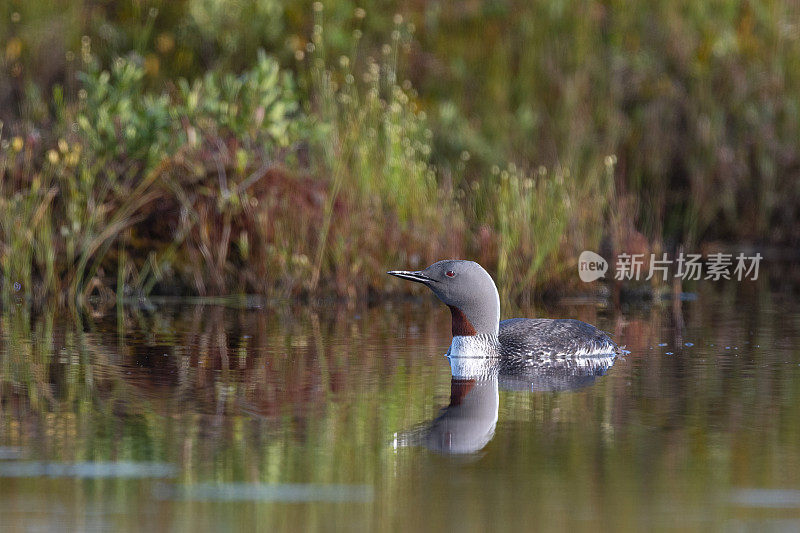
[1,281,800,531]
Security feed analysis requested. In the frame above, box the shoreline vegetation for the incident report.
[1,1,798,308]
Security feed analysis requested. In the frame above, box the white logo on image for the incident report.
[578,251,608,282]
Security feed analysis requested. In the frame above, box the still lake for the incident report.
[1,280,799,531]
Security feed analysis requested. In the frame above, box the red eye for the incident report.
[446,270,455,277]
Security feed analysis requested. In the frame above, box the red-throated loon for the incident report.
[388,259,620,377]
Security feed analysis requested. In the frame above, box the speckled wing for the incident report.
[498,318,619,361]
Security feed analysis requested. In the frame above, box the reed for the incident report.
[1,0,798,305]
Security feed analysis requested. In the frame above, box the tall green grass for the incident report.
[302,6,458,294]
[1,48,303,305]
[0,9,461,304]
[2,0,798,306]
[409,0,800,246]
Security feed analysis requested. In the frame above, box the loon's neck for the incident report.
[447,297,500,336]
[446,335,501,378]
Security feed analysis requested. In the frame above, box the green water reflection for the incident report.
[1,282,800,531]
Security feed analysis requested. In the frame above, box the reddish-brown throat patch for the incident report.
[448,305,477,336]
[449,379,477,406]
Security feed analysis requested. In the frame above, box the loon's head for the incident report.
[388,260,500,336]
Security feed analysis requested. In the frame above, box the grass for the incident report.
[0,12,463,305]
[1,0,798,306]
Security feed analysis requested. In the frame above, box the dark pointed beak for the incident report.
[387,270,437,284]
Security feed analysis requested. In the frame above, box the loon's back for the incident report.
[498,318,619,360]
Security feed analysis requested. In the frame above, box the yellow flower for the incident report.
[11,136,23,152]
[5,38,22,62]
[156,33,175,54]
[58,138,68,153]
[144,54,159,77]
[47,149,59,164]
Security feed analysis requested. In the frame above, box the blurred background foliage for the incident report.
[0,0,798,304]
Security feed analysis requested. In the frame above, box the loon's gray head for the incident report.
[388,260,500,336]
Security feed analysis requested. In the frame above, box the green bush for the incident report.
[3,0,799,306]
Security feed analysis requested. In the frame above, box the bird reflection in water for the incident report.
[393,352,617,455]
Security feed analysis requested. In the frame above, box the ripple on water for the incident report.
[0,461,178,479]
[154,482,374,502]
[730,488,800,508]
[0,447,25,460]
